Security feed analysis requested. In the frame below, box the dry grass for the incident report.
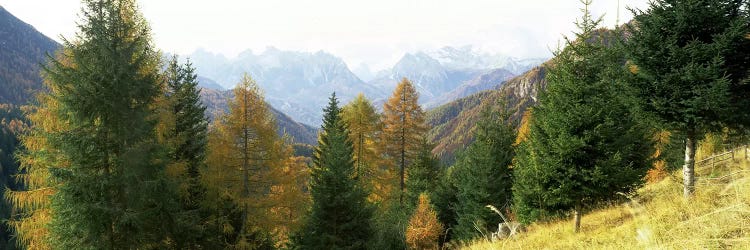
[463,159,750,250]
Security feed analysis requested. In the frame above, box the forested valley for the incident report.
[2,0,750,249]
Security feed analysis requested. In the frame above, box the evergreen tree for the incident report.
[451,107,515,240]
[160,56,209,248]
[382,78,427,205]
[625,0,750,197]
[22,0,182,248]
[430,167,458,245]
[296,93,373,249]
[404,139,440,210]
[513,2,653,232]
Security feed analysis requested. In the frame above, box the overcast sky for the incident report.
[1,0,650,70]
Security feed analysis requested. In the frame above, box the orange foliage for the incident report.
[405,193,443,250]
[646,130,671,183]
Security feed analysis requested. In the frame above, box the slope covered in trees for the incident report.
[426,64,548,163]
[200,87,318,145]
[0,6,60,105]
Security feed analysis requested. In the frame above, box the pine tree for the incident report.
[625,0,750,197]
[451,107,515,240]
[382,78,427,205]
[405,193,443,250]
[16,0,182,248]
[205,73,283,247]
[513,1,654,232]
[296,93,373,249]
[159,56,209,248]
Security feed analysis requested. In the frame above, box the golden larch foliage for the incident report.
[382,78,427,203]
[646,130,671,183]
[341,93,390,202]
[205,73,307,244]
[515,109,532,145]
[406,193,443,250]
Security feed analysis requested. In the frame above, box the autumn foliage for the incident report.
[406,193,443,250]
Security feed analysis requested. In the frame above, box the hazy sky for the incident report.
[1,0,650,70]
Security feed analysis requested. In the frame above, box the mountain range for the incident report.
[0,6,316,145]
[186,46,547,125]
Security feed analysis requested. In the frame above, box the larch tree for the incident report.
[268,136,311,245]
[513,1,653,233]
[205,73,283,247]
[405,193,443,250]
[451,107,515,240]
[295,93,373,249]
[7,92,64,250]
[625,0,750,197]
[341,93,383,197]
[159,56,209,248]
[15,0,182,248]
[382,78,427,205]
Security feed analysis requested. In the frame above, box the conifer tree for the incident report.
[17,0,182,248]
[341,93,385,200]
[296,93,373,249]
[405,193,443,250]
[7,93,62,249]
[382,78,427,204]
[513,1,653,232]
[404,139,440,210]
[205,73,283,247]
[625,0,750,197]
[160,56,209,247]
[451,107,515,240]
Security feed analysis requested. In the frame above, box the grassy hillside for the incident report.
[463,158,750,249]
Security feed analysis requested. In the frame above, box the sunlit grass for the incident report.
[463,159,750,249]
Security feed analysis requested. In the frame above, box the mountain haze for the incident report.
[188,48,385,126]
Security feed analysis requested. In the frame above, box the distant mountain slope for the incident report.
[368,52,485,101]
[0,5,59,105]
[196,76,224,91]
[189,48,385,126]
[199,87,318,145]
[427,64,548,162]
[425,68,516,108]
[190,46,547,125]
[367,46,546,108]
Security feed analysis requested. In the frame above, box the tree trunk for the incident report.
[683,132,696,198]
[573,206,582,233]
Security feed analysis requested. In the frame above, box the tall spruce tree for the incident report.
[32,0,180,248]
[161,56,209,248]
[625,0,750,197]
[451,107,515,240]
[513,1,653,233]
[296,93,373,249]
